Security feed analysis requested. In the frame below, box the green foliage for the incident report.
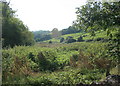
[61,26,82,35]
[37,52,58,71]
[77,36,84,42]
[26,68,104,85]
[106,26,120,61]
[33,30,51,42]
[75,2,120,35]
[28,52,35,62]
[3,41,118,85]
[60,37,64,43]
[38,53,50,71]
[49,40,52,44]
[75,1,120,66]
[2,1,35,47]
[27,76,53,86]
[65,38,76,43]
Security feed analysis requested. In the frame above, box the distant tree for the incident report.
[33,30,51,42]
[61,26,82,35]
[40,34,51,41]
[34,34,51,42]
[51,28,61,38]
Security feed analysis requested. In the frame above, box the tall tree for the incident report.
[2,1,35,47]
[75,1,120,63]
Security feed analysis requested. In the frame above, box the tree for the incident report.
[33,30,51,42]
[76,2,120,32]
[75,1,120,68]
[61,26,82,35]
[51,28,61,38]
[2,1,35,47]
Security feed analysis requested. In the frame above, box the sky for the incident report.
[7,0,87,31]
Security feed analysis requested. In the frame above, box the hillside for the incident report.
[43,30,109,43]
[33,30,51,42]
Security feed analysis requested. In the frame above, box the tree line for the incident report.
[33,26,83,42]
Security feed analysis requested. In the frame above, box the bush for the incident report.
[37,52,59,71]
[94,38,104,41]
[66,38,76,43]
[28,52,35,62]
[77,36,84,42]
[60,37,64,43]
[66,36,73,40]
[37,52,51,71]
[27,76,54,85]
[85,39,93,42]
[49,41,52,44]
[82,35,88,37]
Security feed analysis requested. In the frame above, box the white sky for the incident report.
[8,0,87,31]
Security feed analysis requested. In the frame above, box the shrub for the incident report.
[94,38,104,41]
[69,56,77,67]
[66,38,76,43]
[49,41,52,44]
[60,37,64,43]
[66,36,73,40]
[85,39,93,42]
[37,51,59,71]
[77,36,84,42]
[28,52,35,62]
[27,76,54,85]
[82,35,88,37]
[69,54,79,67]
[37,52,50,71]
[94,58,112,69]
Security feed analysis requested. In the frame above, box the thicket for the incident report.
[3,42,117,85]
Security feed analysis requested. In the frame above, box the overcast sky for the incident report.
[8,0,87,31]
